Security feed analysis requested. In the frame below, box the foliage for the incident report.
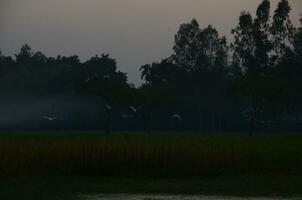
[0,0,302,132]
[0,45,127,94]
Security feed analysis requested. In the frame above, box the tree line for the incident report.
[1,0,302,133]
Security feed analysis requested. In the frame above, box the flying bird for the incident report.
[43,116,58,121]
[85,77,91,83]
[171,114,183,121]
[130,106,141,112]
[105,104,112,110]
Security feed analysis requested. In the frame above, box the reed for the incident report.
[0,132,301,177]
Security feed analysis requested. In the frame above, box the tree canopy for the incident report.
[1,0,301,133]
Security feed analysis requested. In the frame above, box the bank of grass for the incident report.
[1,175,302,199]
[1,131,302,198]
[0,131,302,177]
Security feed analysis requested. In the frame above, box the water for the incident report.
[76,194,301,200]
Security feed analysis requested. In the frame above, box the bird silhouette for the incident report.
[43,116,58,121]
[85,77,91,83]
[105,104,112,110]
[130,106,141,112]
[171,114,183,121]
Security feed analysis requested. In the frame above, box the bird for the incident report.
[85,77,91,83]
[130,106,141,113]
[171,114,183,121]
[43,116,57,121]
[105,104,112,110]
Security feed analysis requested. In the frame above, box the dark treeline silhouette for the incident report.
[1,0,302,134]
[0,44,127,94]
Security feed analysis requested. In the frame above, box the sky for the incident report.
[0,0,302,85]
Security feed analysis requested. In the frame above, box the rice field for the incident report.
[0,131,301,177]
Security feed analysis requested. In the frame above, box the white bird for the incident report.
[171,114,183,121]
[130,106,141,112]
[105,104,112,110]
[43,116,57,121]
[85,77,91,83]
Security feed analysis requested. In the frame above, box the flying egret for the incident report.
[130,106,141,113]
[85,77,91,83]
[105,104,112,110]
[43,116,58,121]
[171,114,183,121]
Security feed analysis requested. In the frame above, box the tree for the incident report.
[276,16,302,121]
[253,0,273,73]
[49,55,81,93]
[271,0,295,62]
[140,59,180,89]
[234,75,291,135]
[15,44,33,64]
[231,9,263,135]
[136,86,175,133]
[231,1,272,73]
[172,19,201,72]
[231,0,292,135]
[80,54,128,100]
[83,54,127,84]
[172,20,228,73]
[79,54,130,132]
[231,12,255,75]
[0,52,14,78]
[294,16,302,60]
[170,20,229,131]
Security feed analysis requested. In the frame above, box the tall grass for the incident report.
[0,132,301,177]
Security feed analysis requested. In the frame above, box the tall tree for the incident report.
[276,16,302,121]
[253,0,273,73]
[172,20,228,73]
[172,19,201,72]
[231,0,292,135]
[231,12,255,74]
[15,44,33,64]
[294,16,302,59]
[171,20,229,131]
[271,0,295,62]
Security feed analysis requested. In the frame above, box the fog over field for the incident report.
[1,0,302,85]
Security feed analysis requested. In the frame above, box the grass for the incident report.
[0,131,302,177]
[0,131,302,198]
[1,175,302,199]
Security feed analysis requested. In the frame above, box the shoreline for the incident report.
[1,175,302,199]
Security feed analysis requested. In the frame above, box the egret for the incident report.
[105,104,112,110]
[42,116,57,121]
[171,114,183,121]
[130,106,141,113]
[85,77,91,83]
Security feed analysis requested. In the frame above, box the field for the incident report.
[0,131,302,198]
[1,131,302,177]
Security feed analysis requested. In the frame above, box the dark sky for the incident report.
[1,0,301,85]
